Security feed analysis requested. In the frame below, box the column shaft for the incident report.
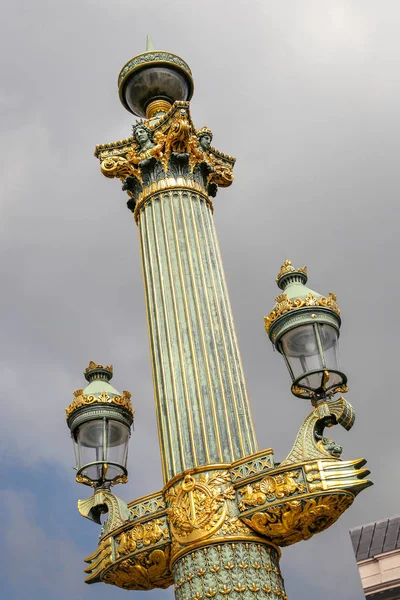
[139,190,257,482]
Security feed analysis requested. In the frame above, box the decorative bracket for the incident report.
[79,397,371,589]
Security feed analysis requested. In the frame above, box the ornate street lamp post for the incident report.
[66,44,372,597]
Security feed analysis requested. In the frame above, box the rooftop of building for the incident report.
[350,515,400,562]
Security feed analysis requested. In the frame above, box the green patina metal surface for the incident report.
[173,542,286,600]
[139,189,258,481]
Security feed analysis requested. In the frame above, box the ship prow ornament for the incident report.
[66,44,372,597]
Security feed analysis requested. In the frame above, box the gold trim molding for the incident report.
[134,179,213,224]
[66,390,134,420]
[264,292,340,333]
[146,99,172,119]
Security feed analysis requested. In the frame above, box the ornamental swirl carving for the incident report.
[238,471,306,511]
[103,547,173,591]
[116,519,169,557]
[242,494,354,546]
[264,292,340,333]
[66,390,134,419]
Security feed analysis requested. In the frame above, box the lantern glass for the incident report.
[280,322,345,396]
[75,418,130,486]
[319,323,341,385]
[280,324,323,380]
[104,421,130,481]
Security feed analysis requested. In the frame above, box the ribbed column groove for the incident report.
[139,190,258,482]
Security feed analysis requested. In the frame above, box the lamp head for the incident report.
[66,363,134,488]
[118,44,194,119]
[265,260,348,400]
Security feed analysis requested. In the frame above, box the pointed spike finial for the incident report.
[146,35,154,51]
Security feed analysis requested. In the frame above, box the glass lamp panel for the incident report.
[104,421,130,480]
[328,372,343,387]
[82,463,103,481]
[280,324,323,379]
[104,464,125,481]
[76,420,104,470]
[318,324,340,371]
[302,372,324,390]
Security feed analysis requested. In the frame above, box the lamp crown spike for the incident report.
[276,259,308,289]
[84,361,113,382]
[146,35,154,51]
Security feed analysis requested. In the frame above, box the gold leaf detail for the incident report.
[66,391,134,419]
[276,259,307,282]
[264,292,340,333]
[166,472,231,545]
[102,547,172,591]
[243,494,354,546]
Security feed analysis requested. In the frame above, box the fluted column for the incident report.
[172,542,286,600]
[139,189,258,482]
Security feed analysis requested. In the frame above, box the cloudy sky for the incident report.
[1,1,399,598]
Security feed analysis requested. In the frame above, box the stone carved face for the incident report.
[134,127,150,146]
[198,133,212,152]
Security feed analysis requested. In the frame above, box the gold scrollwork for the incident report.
[100,155,140,180]
[238,471,306,511]
[265,292,340,333]
[66,390,134,419]
[242,493,353,546]
[102,547,173,591]
[116,519,169,557]
[165,472,235,545]
[291,385,313,398]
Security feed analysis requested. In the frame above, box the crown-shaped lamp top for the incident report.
[84,361,113,383]
[66,363,133,423]
[265,260,341,338]
[276,259,308,289]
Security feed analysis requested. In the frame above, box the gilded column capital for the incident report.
[94,102,235,223]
